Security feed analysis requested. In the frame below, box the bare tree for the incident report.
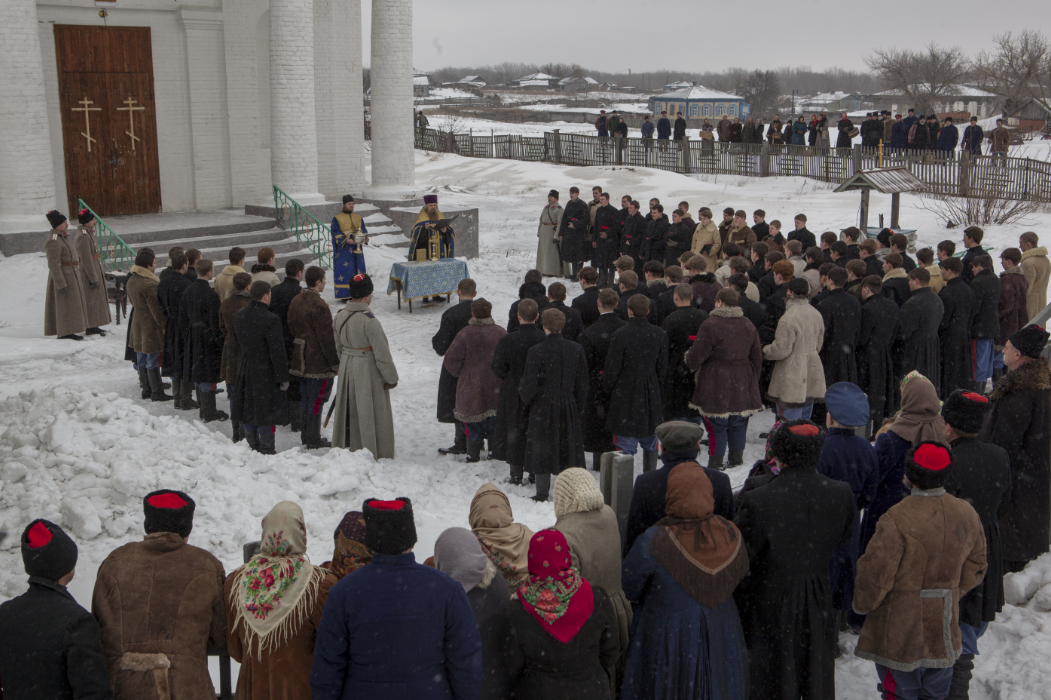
[974,30,1051,119]
[734,70,783,117]
[865,43,972,114]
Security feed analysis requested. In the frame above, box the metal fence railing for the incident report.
[272,186,332,269]
[414,128,1051,203]
[77,199,136,272]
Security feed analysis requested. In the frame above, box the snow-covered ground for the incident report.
[2,150,1051,698]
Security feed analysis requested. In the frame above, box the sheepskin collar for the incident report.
[786,296,810,308]
[990,356,1051,401]
[883,267,908,280]
[468,317,495,326]
[475,559,498,590]
[1021,246,1048,261]
[231,290,251,298]
[690,273,717,284]
[130,265,159,282]
[1002,267,1024,277]
[709,306,744,319]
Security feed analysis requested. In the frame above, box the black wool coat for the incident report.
[757,270,778,301]
[817,288,861,385]
[661,307,708,420]
[614,288,655,323]
[268,277,303,357]
[624,456,734,556]
[938,277,976,398]
[231,300,290,426]
[688,274,723,313]
[739,296,768,330]
[857,294,900,422]
[944,437,1012,625]
[571,286,601,328]
[559,198,591,263]
[507,586,619,700]
[664,221,693,266]
[864,255,884,279]
[883,275,912,307]
[508,282,550,333]
[619,212,647,266]
[970,268,1002,340]
[468,572,515,700]
[580,313,626,453]
[748,259,766,284]
[491,323,546,465]
[433,298,474,422]
[603,318,669,438]
[735,466,856,700]
[547,300,585,343]
[0,577,114,700]
[641,216,670,264]
[157,270,192,378]
[980,358,1051,563]
[520,333,589,475]
[181,278,225,384]
[895,287,944,393]
[592,205,621,268]
[960,245,983,283]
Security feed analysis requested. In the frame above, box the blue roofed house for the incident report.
[649,85,750,121]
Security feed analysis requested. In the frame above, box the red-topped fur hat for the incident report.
[143,489,196,538]
[905,442,953,491]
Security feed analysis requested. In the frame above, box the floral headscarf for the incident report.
[231,501,324,659]
[514,529,594,644]
[322,511,371,579]
[469,484,534,590]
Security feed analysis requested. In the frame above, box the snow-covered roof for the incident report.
[559,76,598,85]
[458,75,481,82]
[873,84,997,98]
[413,76,430,86]
[804,91,857,103]
[517,72,558,81]
[665,81,695,89]
[653,85,742,101]
[518,80,551,87]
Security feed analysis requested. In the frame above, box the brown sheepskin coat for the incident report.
[218,290,251,384]
[762,296,826,407]
[287,288,340,378]
[443,317,507,423]
[125,266,166,354]
[44,228,89,337]
[685,307,764,417]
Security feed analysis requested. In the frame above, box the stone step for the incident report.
[106,210,277,246]
[129,227,291,255]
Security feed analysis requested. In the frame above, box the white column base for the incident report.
[284,192,327,205]
[363,185,421,201]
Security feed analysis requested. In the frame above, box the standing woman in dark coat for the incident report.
[580,290,626,470]
[979,325,1051,571]
[433,279,476,455]
[791,116,807,146]
[734,421,856,700]
[937,258,976,397]
[491,299,546,483]
[661,284,709,422]
[230,281,291,454]
[857,276,900,430]
[622,464,750,700]
[520,308,589,501]
[434,528,514,700]
[559,187,591,278]
[836,112,854,149]
[507,530,620,700]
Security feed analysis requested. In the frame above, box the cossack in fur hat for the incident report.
[655,420,705,453]
[46,210,67,228]
[347,273,373,300]
[1009,325,1049,359]
[423,194,438,205]
[77,208,95,225]
[342,194,355,204]
[941,390,991,435]
[363,497,417,555]
[143,489,196,538]
[905,441,953,491]
[548,189,559,200]
[21,519,78,582]
[769,420,825,469]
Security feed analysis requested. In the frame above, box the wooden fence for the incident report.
[414,127,1051,203]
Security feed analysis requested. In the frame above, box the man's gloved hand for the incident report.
[383,382,398,391]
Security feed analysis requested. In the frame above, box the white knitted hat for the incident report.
[553,468,605,518]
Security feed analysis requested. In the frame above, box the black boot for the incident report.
[708,454,725,471]
[137,366,151,400]
[728,449,745,466]
[506,463,524,485]
[591,452,602,471]
[179,378,198,410]
[948,653,975,700]
[147,368,173,402]
[438,426,467,455]
[288,400,303,432]
[232,421,245,443]
[199,390,229,422]
[171,378,184,408]
[257,430,276,455]
[642,450,658,472]
[244,427,260,451]
[59,333,84,341]
[85,327,107,336]
[531,473,551,502]
[465,439,483,463]
[302,412,331,449]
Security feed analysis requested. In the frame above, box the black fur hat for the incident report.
[46,210,67,228]
[1009,325,1049,359]
[77,208,95,226]
[347,273,374,300]
[363,497,417,555]
[905,441,953,491]
[143,489,196,538]
[22,519,78,581]
[941,390,991,435]
[769,420,825,469]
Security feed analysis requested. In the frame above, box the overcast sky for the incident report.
[359,0,1043,75]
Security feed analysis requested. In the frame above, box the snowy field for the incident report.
[2,150,1051,698]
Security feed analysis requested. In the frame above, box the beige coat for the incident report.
[536,203,563,277]
[922,264,945,294]
[690,221,721,273]
[554,505,633,661]
[92,533,226,700]
[214,265,246,303]
[762,296,826,407]
[331,301,399,458]
[1021,246,1050,320]
[75,226,112,329]
[43,229,88,337]
[125,266,166,354]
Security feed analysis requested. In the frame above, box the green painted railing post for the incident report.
[77,199,136,272]
[271,186,332,269]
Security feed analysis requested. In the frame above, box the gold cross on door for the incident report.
[117,96,145,151]
[71,96,101,152]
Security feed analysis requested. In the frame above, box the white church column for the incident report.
[0,0,56,222]
[369,0,415,194]
[314,0,365,199]
[270,0,323,203]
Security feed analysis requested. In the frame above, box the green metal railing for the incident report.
[272,186,332,269]
[77,199,136,272]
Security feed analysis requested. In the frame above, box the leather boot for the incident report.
[506,463,524,485]
[288,400,303,433]
[199,390,229,422]
[244,427,260,451]
[232,421,245,443]
[257,430,276,455]
[303,412,331,449]
[176,378,197,410]
[642,450,658,472]
[438,425,468,455]
[708,454,725,471]
[137,366,150,400]
[531,473,551,501]
[948,653,975,700]
[465,439,483,463]
[147,368,173,402]
[171,378,183,409]
[728,449,745,466]
[591,452,602,471]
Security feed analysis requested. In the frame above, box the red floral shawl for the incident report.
[515,529,594,644]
